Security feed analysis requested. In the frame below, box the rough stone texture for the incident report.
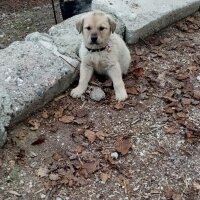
[0,41,79,147]
[89,86,106,101]
[92,0,200,44]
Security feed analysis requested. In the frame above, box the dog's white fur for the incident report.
[70,10,131,101]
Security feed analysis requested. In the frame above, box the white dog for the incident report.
[70,10,131,101]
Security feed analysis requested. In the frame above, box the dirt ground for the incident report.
[0,2,200,200]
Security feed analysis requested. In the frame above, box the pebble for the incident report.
[197,75,200,82]
[89,86,105,101]
[111,152,119,159]
[40,194,46,199]
[56,197,63,200]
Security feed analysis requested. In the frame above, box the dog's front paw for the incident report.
[70,87,85,98]
[115,90,128,101]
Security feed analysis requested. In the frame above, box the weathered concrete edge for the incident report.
[93,1,200,44]
[125,1,200,44]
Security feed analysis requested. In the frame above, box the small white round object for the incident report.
[111,152,119,159]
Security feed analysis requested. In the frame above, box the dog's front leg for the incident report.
[71,64,93,98]
[107,63,128,101]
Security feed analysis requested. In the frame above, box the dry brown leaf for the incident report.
[28,119,40,131]
[82,161,99,174]
[188,65,197,73]
[164,125,179,134]
[36,166,49,177]
[176,73,189,80]
[115,138,132,155]
[54,107,64,118]
[31,135,46,145]
[164,186,174,199]
[49,173,60,181]
[126,87,138,95]
[164,90,175,98]
[59,115,74,124]
[76,109,88,118]
[176,112,186,118]
[74,144,84,154]
[114,102,125,110]
[52,152,63,161]
[41,110,49,119]
[181,98,191,105]
[132,67,144,77]
[96,131,106,140]
[193,182,200,190]
[164,106,174,114]
[84,130,96,143]
[100,172,110,183]
[193,90,200,100]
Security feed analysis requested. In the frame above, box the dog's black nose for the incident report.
[91,36,98,43]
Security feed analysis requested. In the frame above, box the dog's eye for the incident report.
[86,26,91,30]
[99,27,105,31]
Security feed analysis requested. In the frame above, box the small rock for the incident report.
[40,194,46,199]
[56,197,63,200]
[89,86,105,101]
[111,152,119,159]
[197,75,200,82]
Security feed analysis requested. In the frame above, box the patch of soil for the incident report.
[0,0,62,48]
[1,5,200,200]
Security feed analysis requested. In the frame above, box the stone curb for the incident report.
[92,0,200,44]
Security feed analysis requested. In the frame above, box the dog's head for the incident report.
[76,11,116,48]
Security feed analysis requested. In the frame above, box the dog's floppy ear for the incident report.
[107,15,116,33]
[76,17,84,34]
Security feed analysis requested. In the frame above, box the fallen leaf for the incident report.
[54,107,64,118]
[186,16,195,23]
[100,172,110,183]
[36,166,49,177]
[176,112,186,119]
[114,102,125,110]
[52,152,63,161]
[126,87,138,95]
[74,144,84,154]
[193,182,200,190]
[82,161,99,174]
[59,115,74,123]
[76,109,88,118]
[164,125,179,134]
[115,138,132,155]
[42,110,49,119]
[74,118,86,125]
[193,90,200,100]
[164,106,174,114]
[181,98,191,105]
[84,130,96,143]
[132,67,144,77]
[96,131,106,140]
[187,65,197,73]
[28,119,40,131]
[164,90,175,98]
[49,173,60,181]
[31,135,46,145]
[164,186,174,199]
[176,73,189,80]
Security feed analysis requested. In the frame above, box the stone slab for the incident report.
[0,41,79,147]
[92,0,200,44]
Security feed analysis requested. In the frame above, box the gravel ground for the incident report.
[0,3,200,200]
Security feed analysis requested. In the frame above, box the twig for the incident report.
[35,188,45,194]
[152,94,178,102]
[77,153,84,166]
[51,0,57,24]
[80,101,86,109]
